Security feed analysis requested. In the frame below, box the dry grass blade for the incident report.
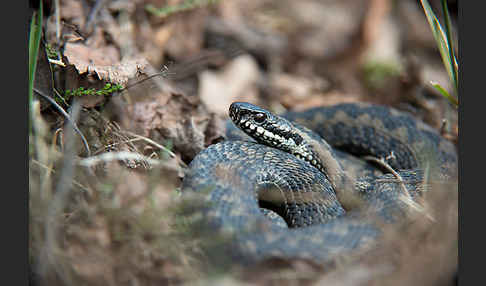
[119,130,188,168]
[363,155,433,221]
[38,102,82,285]
[78,151,171,168]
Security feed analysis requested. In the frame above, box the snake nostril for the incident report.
[229,104,240,121]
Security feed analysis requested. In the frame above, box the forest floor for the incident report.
[29,0,458,285]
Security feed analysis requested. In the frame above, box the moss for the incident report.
[45,43,59,60]
[57,83,124,104]
[361,60,402,91]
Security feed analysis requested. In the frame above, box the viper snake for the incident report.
[181,102,457,263]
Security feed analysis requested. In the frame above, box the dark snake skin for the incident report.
[181,102,458,264]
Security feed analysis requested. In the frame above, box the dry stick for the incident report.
[363,155,434,221]
[120,71,170,92]
[33,88,91,156]
[53,88,70,107]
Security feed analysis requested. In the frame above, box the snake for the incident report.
[181,102,457,264]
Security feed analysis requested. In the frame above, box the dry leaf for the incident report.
[64,42,119,73]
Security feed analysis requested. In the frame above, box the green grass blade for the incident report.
[441,0,458,92]
[431,81,458,107]
[419,0,457,94]
[29,1,43,133]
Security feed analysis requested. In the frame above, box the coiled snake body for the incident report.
[181,102,457,263]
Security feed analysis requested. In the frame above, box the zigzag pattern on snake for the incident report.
[181,102,457,263]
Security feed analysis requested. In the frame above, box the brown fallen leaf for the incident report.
[63,42,119,75]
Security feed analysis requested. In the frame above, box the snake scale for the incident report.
[181,102,457,264]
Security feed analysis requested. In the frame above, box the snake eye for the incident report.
[254,113,267,123]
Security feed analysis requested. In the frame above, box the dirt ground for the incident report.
[29,0,458,285]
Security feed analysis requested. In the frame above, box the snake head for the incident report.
[229,102,327,168]
[229,102,347,192]
[229,102,300,146]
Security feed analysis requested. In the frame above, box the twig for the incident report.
[121,72,171,92]
[33,88,91,156]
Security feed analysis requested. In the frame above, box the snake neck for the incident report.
[292,124,361,210]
